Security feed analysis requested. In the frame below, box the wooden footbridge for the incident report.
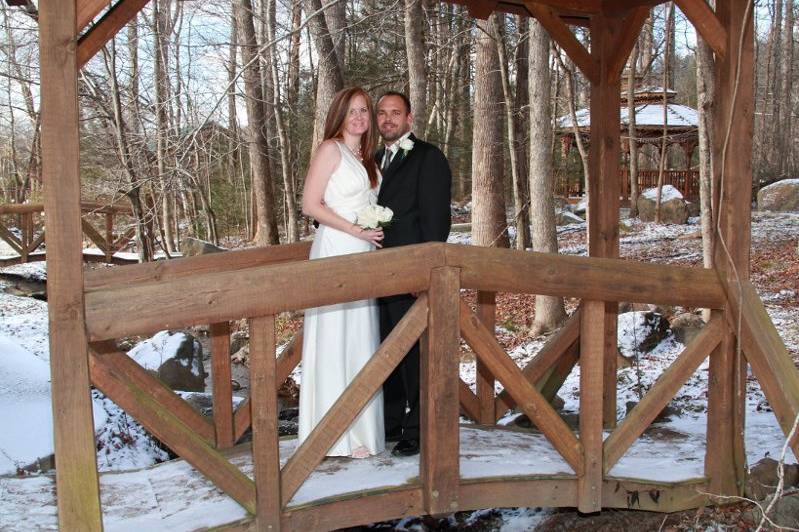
[26,0,799,530]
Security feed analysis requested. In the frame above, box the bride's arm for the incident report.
[302,140,383,247]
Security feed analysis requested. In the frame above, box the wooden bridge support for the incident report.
[39,0,103,529]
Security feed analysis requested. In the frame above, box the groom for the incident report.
[376,92,452,457]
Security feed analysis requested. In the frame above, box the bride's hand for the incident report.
[353,226,384,248]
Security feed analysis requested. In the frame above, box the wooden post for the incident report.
[21,212,31,262]
[421,267,461,514]
[706,0,754,497]
[249,315,281,530]
[578,300,605,513]
[211,322,235,448]
[475,290,496,423]
[105,212,114,263]
[39,0,103,528]
[588,14,622,431]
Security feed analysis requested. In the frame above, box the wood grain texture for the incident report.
[89,350,257,514]
[85,243,442,341]
[211,322,235,449]
[674,0,727,58]
[39,1,103,528]
[446,244,725,309]
[460,300,584,473]
[77,0,110,31]
[604,316,723,471]
[476,291,496,423]
[577,300,605,512]
[421,267,461,514]
[280,296,429,506]
[249,315,282,529]
[77,0,149,68]
[606,7,650,83]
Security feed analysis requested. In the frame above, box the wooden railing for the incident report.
[76,242,798,529]
[0,202,135,265]
[555,170,700,203]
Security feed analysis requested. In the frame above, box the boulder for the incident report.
[617,311,671,356]
[636,185,689,224]
[745,457,799,501]
[180,237,226,257]
[555,210,585,226]
[670,313,706,345]
[685,200,701,218]
[757,178,799,212]
[129,331,207,392]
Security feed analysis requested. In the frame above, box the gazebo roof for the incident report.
[558,103,699,131]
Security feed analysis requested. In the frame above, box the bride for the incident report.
[298,87,385,458]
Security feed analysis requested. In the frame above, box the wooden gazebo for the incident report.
[23,0,799,530]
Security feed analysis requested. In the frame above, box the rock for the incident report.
[685,200,701,218]
[757,178,799,212]
[573,199,587,215]
[670,313,706,345]
[129,331,207,392]
[555,210,585,225]
[180,237,226,257]
[744,494,799,528]
[636,185,689,224]
[625,400,681,422]
[618,311,671,355]
[229,331,249,357]
[745,457,799,501]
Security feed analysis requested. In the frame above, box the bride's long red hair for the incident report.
[322,87,379,188]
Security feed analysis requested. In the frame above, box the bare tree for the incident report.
[305,0,344,149]
[405,0,428,135]
[528,19,565,335]
[696,25,715,272]
[627,42,641,217]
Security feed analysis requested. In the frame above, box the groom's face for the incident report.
[376,95,413,143]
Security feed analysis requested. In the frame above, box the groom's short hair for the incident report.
[379,91,412,114]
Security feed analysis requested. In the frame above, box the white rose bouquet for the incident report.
[356,204,393,230]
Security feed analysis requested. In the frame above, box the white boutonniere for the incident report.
[398,137,414,156]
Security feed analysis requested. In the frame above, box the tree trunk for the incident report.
[305,0,345,149]
[627,43,641,217]
[324,0,346,74]
[528,19,566,335]
[697,30,715,272]
[493,14,530,250]
[471,14,508,248]
[154,0,176,253]
[780,0,794,175]
[771,0,784,174]
[405,0,428,135]
[654,3,674,224]
[235,0,280,245]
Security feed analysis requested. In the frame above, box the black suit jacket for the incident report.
[376,133,452,249]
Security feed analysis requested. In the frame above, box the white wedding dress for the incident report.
[297,141,385,457]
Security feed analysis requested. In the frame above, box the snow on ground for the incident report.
[641,184,683,201]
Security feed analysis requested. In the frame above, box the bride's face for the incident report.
[344,94,370,137]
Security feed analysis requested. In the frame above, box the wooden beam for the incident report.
[81,218,109,255]
[77,0,110,32]
[39,0,103,528]
[446,245,725,310]
[280,296,429,506]
[603,316,723,472]
[85,243,442,342]
[602,0,660,16]
[0,221,23,254]
[421,267,461,514]
[466,0,497,19]
[77,0,150,68]
[211,322,235,449]
[495,309,581,417]
[90,342,215,444]
[249,315,282,529]
[723,280,799,458]
[524,2,600,84]
[89,349,257,513]
[674,0,727,59]
[606,7,651,83]
[476,291,496,423]
[459,300,584,474]
[458,379,482,422]
[577,300,605,513]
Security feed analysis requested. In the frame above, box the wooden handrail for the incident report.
[0,201,133,215]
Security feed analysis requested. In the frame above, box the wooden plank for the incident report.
[86,243,442,342]
[602,477,710,512]
[603,316,724,472]
[606,7,651,83]
[445,245,725,309]
[459,300,584,474]
[211,322,235,449]
[495,309,581,417]
[26,229,46,255]
[0,221,23,254]
[39,1,103,529]
[674,0,727,59]
[458,379,481,422]
[77,0,149,68]
[465,0,497,19]
[280,296,429,506]
[706,0,754,497]
[81,218,109,255]
[476,291,496,423]
[577,300,605,513]
[111,226,136,253]
[421,267,461,514]
[524,2,600,84]
[538,341,580,403]
[724,280,799,458]
[77,0,110,31]
[233,330,304,442]
[89,349,257,513]
[90,341,215,444]
[249,315,282,529]
[85,241,311,291]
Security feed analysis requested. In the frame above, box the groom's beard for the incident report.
[379,124,410,143]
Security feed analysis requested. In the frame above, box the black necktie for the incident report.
[382,150,393,172]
